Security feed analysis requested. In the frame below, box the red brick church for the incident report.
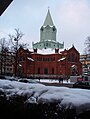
[14,9,82,79]
[15,45,82,79]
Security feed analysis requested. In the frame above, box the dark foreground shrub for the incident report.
[0,90,90,119]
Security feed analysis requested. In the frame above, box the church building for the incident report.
[15,9,82,79]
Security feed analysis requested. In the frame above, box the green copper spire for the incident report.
[43,9,54,26]
[32,8,64,50]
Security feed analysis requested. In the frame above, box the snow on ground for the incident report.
[0,79,90,115]
[37,78,71,83]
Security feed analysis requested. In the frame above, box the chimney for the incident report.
[34,48,37,53]
[55,48,59,53]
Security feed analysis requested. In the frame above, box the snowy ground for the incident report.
[36,78,71,83]
[0,78,90,115]
[4,76,73,84]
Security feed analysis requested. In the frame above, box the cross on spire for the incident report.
[48,6,50,10]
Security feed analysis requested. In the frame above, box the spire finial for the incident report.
[72,44,74,47]
[48,6,50,10]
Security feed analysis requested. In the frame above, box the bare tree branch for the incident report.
[8,28,24,52]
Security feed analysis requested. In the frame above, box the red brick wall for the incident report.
[15,46,82,78]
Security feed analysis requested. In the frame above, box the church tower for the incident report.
[33,9,64,50]
[40,9,56,42]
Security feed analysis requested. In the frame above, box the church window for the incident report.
[57,44,59,47]
[38,68,40,74]
[43,58,45,61]
[52,68,54,74]
[52,58,54,61]
[75,57,78,62]
[37,57,38,61]
[49,43,51,46]
[72,53,75,62]
[52,26,56,31]
[46,43,48,46]
[68,55,70,61]
[47,58,50,61]
[41,26,44,31]
[40,58,42,61]
[44,68,48,74]
[50,58,52,61]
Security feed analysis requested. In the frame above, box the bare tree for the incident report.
[19,43,29,49]
[9,28,30,51]
[8,28,24,76]
[9,28,24,52]
[0,38,9,75]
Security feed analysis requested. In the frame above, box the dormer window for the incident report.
[52,26,56,31]
[40,26,44,31]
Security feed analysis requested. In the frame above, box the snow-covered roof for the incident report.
[37,48,55,55]
[58,57,66,61]
[27,57,34,61]
[19,64,22,67]
[0,79,90,115]
[28,47,65,55]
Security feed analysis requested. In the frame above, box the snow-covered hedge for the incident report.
[0,79,90,119]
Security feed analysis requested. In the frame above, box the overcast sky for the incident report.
[0,0,90,54]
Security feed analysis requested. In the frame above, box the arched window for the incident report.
[71,65,77,76]
[52,68,54,74]
[40,26,44,31]
[75,57,78,62]
[46,42,48,46]
[72,53,75,62]
[68,55,70,61]
[38,68,40,74]
[52,26,56,31]
[44,68,48,74]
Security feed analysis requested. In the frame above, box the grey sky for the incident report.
[0,0,90,54]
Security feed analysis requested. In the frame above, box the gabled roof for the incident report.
[43,9,54,27]
[68,45,79,54]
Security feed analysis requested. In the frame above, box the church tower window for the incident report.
[46,43,48,46]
